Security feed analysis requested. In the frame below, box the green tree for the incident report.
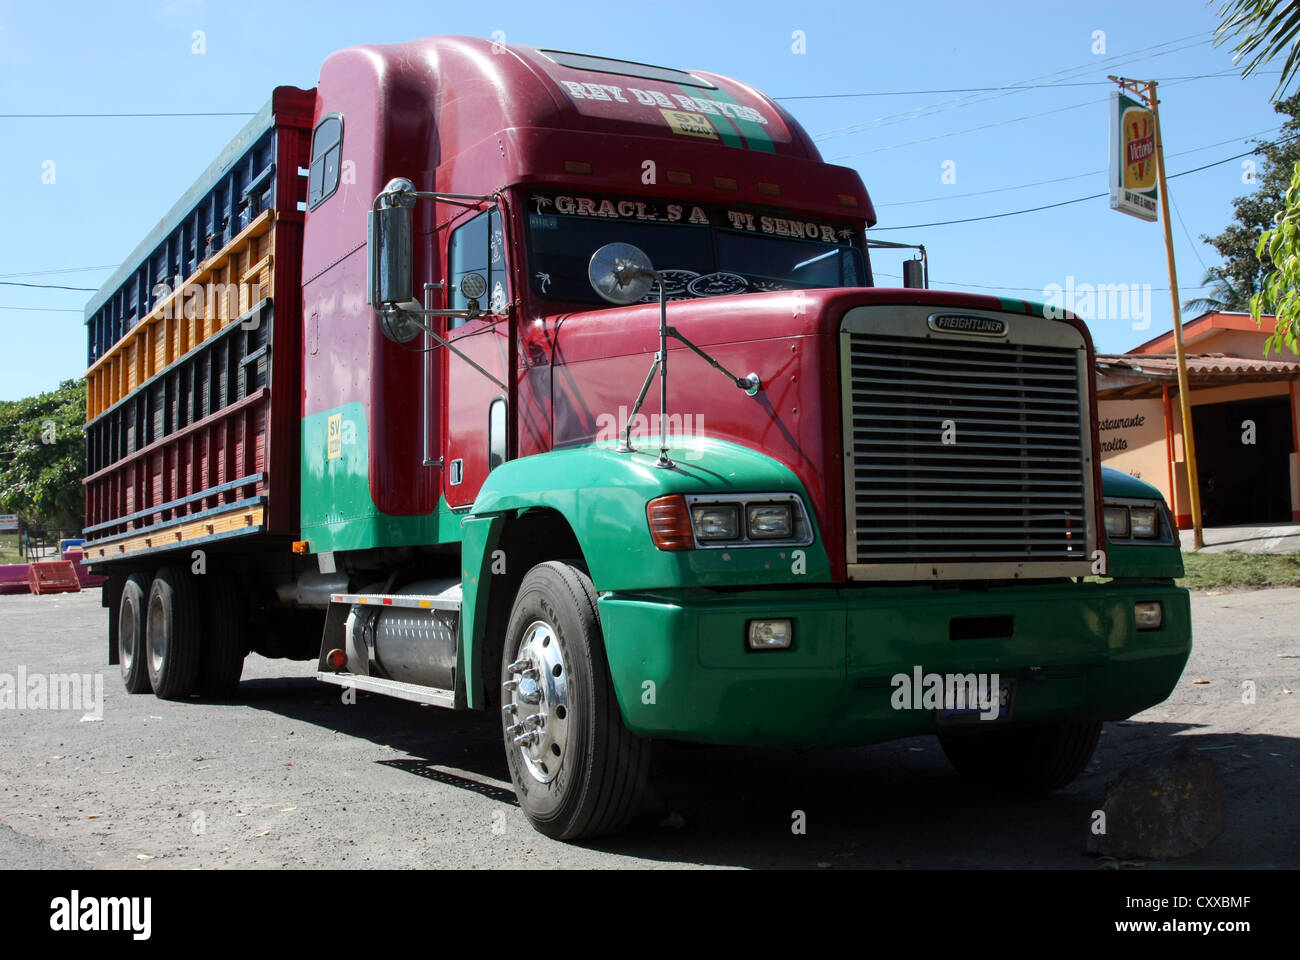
[0,379,86,534]
[1215,0,1300,353]
[1184,93,1300,319]
[1216,0,1300,98]
[1183,269,1253,316]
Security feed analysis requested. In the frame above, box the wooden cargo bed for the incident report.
[82,87,315,565]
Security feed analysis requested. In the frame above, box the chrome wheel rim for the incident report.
[502,620,570,784]
[120,600,137,670]
[147,595,165,675]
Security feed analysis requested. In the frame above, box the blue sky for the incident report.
[0,0,1287,400]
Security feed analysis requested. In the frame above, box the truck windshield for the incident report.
[524,190,866,304]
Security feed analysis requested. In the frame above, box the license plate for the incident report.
[936,678,1016,724]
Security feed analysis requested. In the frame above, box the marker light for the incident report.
[326,648,348,670]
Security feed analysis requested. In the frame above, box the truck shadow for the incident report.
[233,677,1298,868]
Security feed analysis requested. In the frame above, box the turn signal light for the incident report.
[646,495,693,550]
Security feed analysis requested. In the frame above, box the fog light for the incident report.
[1130,506,1159,538]
[747,619,792,650]
[1134,601,1163,630]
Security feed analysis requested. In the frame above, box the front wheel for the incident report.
[938,719,1103,792]
[500,561,649,840]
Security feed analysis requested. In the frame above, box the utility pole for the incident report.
[1110,76,1204,549]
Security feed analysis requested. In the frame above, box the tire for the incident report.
[118,572,153,694]
[198,576,246,698]
[500,561,649,840]
[938,719,1103,792]
[145,566,202,700]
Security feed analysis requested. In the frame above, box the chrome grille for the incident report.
[843,327,1092,573]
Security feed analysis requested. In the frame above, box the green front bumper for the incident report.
[598,581,1191,748]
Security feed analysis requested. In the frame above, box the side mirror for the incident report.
[368,178,417,307]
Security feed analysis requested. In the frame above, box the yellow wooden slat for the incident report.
[82,503,265,561]
[84,210,277,422]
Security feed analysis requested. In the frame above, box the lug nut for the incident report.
[502,704,517,717]
[502,679,519,692]
[513,731,539,747]
[507,659,531,673]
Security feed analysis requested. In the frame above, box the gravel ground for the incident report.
[0,587,1295,869]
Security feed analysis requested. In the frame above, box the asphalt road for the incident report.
[0,587,1296,869]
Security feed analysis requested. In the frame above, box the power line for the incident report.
[779,69,1266,102]
[0,281,97,291]
[874,270,1214,294]
[0,111,255,119]
[874,124,1286,207]
[830,72,1212,160]
[829,93,1107,159]
[0,306,83,313]
[0,265,117,279]
[869,136,1299,231]
[813,34,1212,142]
[1170,194,1210,273]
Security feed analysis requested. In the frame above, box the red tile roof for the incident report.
[1098,352,1300,378]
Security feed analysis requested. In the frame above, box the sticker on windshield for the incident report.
[687,273,749,297]
[638,269,700,302]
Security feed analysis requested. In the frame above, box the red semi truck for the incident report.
[85,35,1191,840]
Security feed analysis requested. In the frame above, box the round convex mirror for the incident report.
[588,243,655,305]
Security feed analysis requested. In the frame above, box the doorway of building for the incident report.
[1191,394,1294,526]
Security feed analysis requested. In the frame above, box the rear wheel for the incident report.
[146,566,201,700]
[118,572,152,694]
[500,561,649,840]
[198,576,246,697]
[938,720,1103,792]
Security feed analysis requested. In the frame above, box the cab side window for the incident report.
[448,208,508,327]
[308,115,343,209]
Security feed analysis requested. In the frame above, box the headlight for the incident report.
[1129,506,1158,538]
[1104,505,1130,538]
[691,503,741,540]
[747,502,793,539]
[649,494,810,550]
[1103,499,1170,543]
